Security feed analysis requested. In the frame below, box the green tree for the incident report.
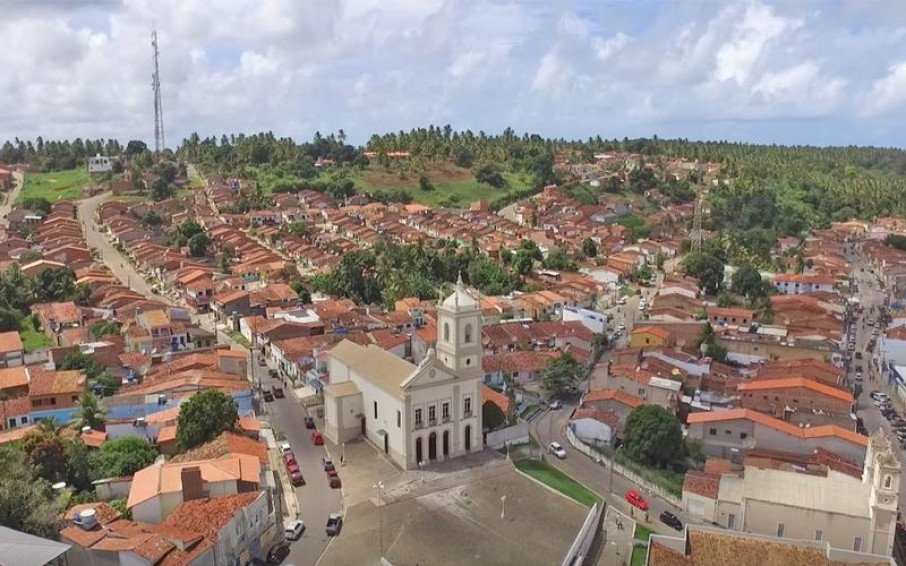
[66,438,94,493]
[90,436,158,479]
[176,389,239,450]
[172,220,204,247]
[19,197,52,215]
[474,163,506,188]
[731,264,765,298]
[539,353,584,396]
[58,351,104,380]
[90,320,121,338]
[581,238,598,258]
[622,405,686,470]
[188,232,211,257]
[21,421,68,483]
[683,252,725,295]
[71,392,107,431]
[0,445,58,538]
[886,234,906,251]
[418,174,434,192]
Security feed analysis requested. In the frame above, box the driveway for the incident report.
[259,364,342,566]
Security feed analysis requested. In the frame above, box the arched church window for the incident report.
[444,323,450,342]
[464,324,473,343]
[885,475,892,489]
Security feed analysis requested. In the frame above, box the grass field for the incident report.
[515,459,602,508]
[18,168,93,203]
[338,165,533,208]
[20,318,50,352]
[631,546,647,566]
[634,523,654,542]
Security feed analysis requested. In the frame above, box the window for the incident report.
[464,324,473,343]
[415,409,423,426]
[20,417,27,425]
[428,405,437,424]
[464,396,472,417]
[50,398,56,405]
[725,430,731,435]
[444,323,450,342]
[885,475,892,489]
[397,410,401,428]
[740,432,748,439]
[815,530,823,541]
[776,524,785,538]
[709,428,717,436]
[853,537,863,552]
[727,514,736,529]
[442,402,450,421]
[373,401,378,419]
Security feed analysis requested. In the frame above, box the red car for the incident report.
[290,469,305,486]
[625,490,649,511]
[311,430,324,445]
[327,469,341,488]
[283,452,296,466]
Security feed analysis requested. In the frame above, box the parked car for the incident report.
[617,297,627,305]
[304,417,316,429]
[855,352,864,360]
[311,431,324,445]
[855,372,863,382]
[290,469,305,486]
[263,390,274,402]
[258,357,267,366]
[284,520,305,541]
[659,510,683,531]
[279,442,292,454]
[272,385,285,399]
[283,452,297,466]
[266,541,290,564]
[549,400,563,410]
[625,490,649,511]
[323,457,335,472]
[548,442,567,459]
[326,513,343,536]
[327,469,342,488]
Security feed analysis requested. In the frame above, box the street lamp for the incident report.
[373,481,385,558]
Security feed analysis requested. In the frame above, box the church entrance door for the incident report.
[443,430,450,457]
[464,425,471,452]
[428,432,437,461]
[416,437,423,464]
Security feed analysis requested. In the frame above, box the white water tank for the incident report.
[77,508,97,530]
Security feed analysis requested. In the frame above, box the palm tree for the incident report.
[72,392,107,431]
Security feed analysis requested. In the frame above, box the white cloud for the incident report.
[593,33,630,61]
[531,50,574,96]
[712,3,801,85]
[863,61,906,116]
[752,62,846,115]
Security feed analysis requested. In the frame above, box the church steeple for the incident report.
[436,278,483,379]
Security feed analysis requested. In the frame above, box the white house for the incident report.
[323,277,483,469]
[88,154,113,174]
[773,274,836,295]
[562,306,608,334]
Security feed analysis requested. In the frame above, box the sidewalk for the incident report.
[597,507,634,566]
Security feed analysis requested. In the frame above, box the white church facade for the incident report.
[322,278,484,469]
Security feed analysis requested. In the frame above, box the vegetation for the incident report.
[19,316,50,352]
[71,392,107,431]
[0,444,60,538]
[0,265,88,333]
[682,252,724,295]
[634,523,654,541]
[631,546,647,566]
[90,320,121,338]
[91,437,158,479]
[176,389,239,450]
[18,168,93,203]
[622,405,686,471]
[0,137,123,172]
[514,459,601,507]
[539,353,584,396]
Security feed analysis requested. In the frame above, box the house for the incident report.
[680,432,899,558]
[323,278,484,469]
[602,364,682,411]
[0,524,72,566]
[126,454,261,523]
[708,307,754,327]
[28,367,87,420]
[580,389,644,422]
[629,326,674,349]
[647,524,894,566]
[686,408,867,464]
[569,407,619,447]
[736,377,854,417]
[88,154,113,174]
[0,330,24,368]
[482,350,558,387]
[773,274,836,295]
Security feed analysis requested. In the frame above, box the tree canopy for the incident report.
[539,353,584,396]
[176,389,239,451]
[683,252,725,295]
[91,436,159,479]
[621,405,686,470]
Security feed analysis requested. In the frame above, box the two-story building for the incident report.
[323,277,484,469]
[0,331,24,368]
[28,367,86,422]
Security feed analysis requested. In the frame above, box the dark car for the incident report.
[304,417,315,429]
[266,541,290,564]
[272,385,285,399]
[326,513,343,536]
[327,469,342,488]
[263,391,274,402]
[659,510,684,531]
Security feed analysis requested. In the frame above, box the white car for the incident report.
[855,372,863,382]
[549,400,563,410]
[617,324,626,332]
[639,300,647,311]
[284,519,305,541]
[279,442,292,454]
[617,297,627,305]
[548,442,567,459]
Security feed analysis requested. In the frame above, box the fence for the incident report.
[485,422,530,449]
[561,502,605,566]
[564,427,683,508]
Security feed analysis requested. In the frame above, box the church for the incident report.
[322,277,484,469]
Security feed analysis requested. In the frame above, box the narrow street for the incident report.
[0,171,25,219]
[256,361,342,566]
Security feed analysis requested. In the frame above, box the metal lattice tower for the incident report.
[691,165,704,253]
[151,28,165,154]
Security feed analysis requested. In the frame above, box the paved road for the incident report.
[533,405,681,538]
[0,171,25,219]
[257,360,342,566]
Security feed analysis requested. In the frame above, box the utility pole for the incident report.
[373,482,385,558]
[151,27,165,155]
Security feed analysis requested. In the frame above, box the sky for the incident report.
[1,0,906,148]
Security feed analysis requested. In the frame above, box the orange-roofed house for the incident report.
[737,377,854,417]
[630,326,674,349]
[581,389,645,422]
[127,454,261,524]
[773,273,836,295]
[687,408,867,464]
[707,307,755,327]
[0,330,24,368]
[28,367,87,416]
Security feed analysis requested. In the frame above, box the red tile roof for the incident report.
[481,384,511,413]
[687,409,867,446]
[737,377,853,403]
[682,470,720,499]
[582,389,645,409]
[0,331,23,354]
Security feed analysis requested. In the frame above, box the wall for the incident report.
[132,496,164,524]
[563,307,607,334]
[683,491,716,523]
[349,365,408,467]
[739,386,852,414]
[94,477,133,501]
[603,374,676,410]
[742,499,871,552]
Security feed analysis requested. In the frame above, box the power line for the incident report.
[151,27,165,154]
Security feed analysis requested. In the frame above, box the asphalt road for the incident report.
[256,360,342,566]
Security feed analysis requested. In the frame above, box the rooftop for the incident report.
[329,339,417,397]
[0,331,23,354]
[688,409,867,446]
[126,453,260,508]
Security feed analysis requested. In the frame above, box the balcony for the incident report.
[428,418,437,427]
[414,421,424,430]
[442,416,451,424]
[463,410,472,419]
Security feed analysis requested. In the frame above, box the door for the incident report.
[416,437,423,464]
[443,430,450,457]
[384,433,389,454]
[464,425,471,452]
[428,432,437,461]
[360,415,366,436]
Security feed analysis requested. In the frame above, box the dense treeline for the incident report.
[0,137,124,171]
[0,265,92,331]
